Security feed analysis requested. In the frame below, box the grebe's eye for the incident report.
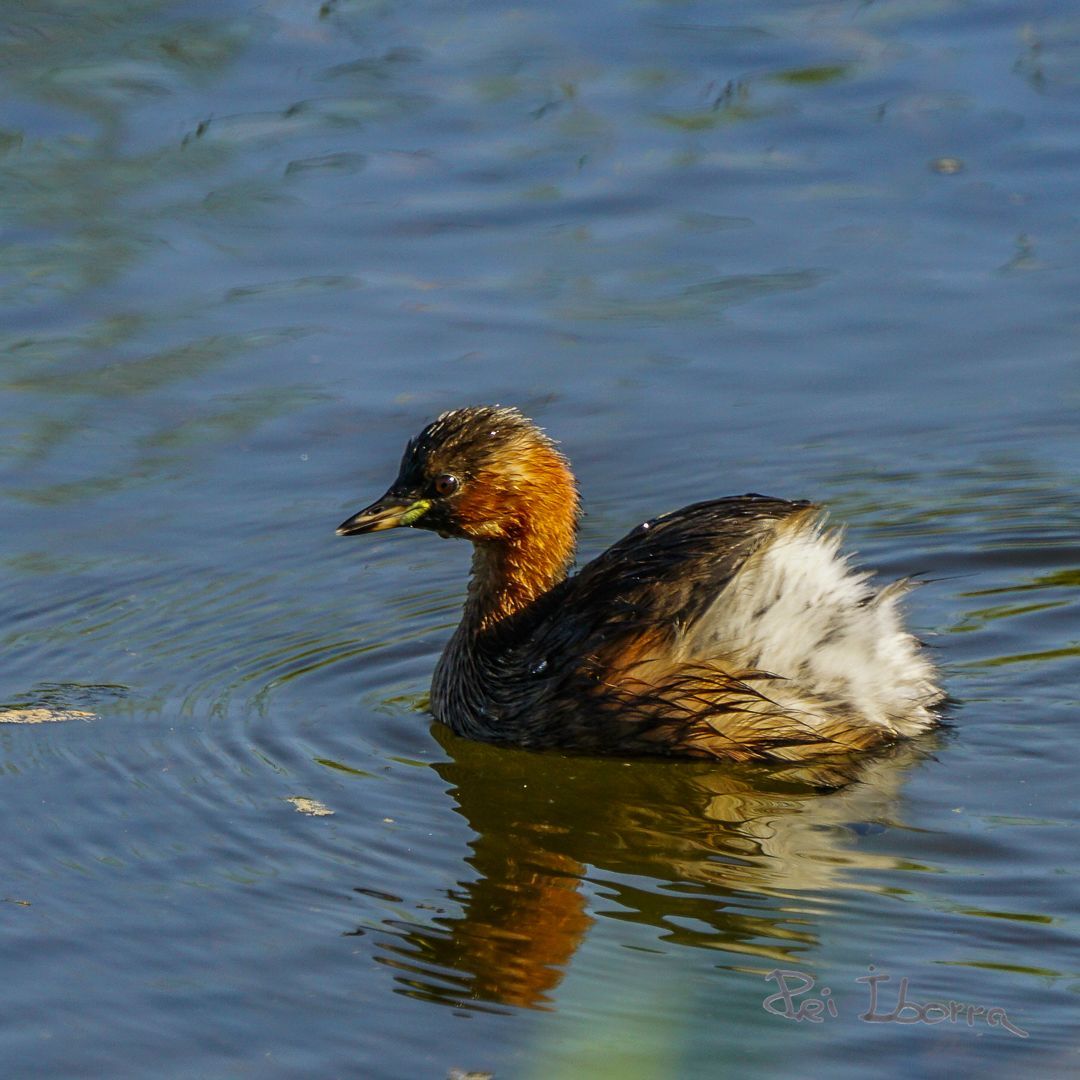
[433,473,459,497]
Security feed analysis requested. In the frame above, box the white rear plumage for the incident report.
[683,513,941,736]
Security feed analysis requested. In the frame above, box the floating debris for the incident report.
[0,708,95,724]
[930,156,964,175]
[286,796,334,817]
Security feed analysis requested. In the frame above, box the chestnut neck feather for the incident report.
[460,457,579,633]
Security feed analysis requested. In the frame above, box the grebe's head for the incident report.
[337,406,579,545]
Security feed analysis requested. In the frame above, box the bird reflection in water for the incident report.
[351,726,941,1012]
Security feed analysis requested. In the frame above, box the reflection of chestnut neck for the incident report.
[448,846,592,1009]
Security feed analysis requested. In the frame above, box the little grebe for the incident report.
[338,406,942,761]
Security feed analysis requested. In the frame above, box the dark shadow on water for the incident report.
[357,724,943,1012]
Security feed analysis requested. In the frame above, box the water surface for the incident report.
[2,0,1077,1077]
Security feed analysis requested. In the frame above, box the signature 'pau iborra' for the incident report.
[338,406,942,760]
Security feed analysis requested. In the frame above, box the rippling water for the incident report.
[2,0,1077,1077]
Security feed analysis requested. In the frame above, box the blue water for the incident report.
[2,1,1077,1076]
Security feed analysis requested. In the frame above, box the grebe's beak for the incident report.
[336,492,431,536]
